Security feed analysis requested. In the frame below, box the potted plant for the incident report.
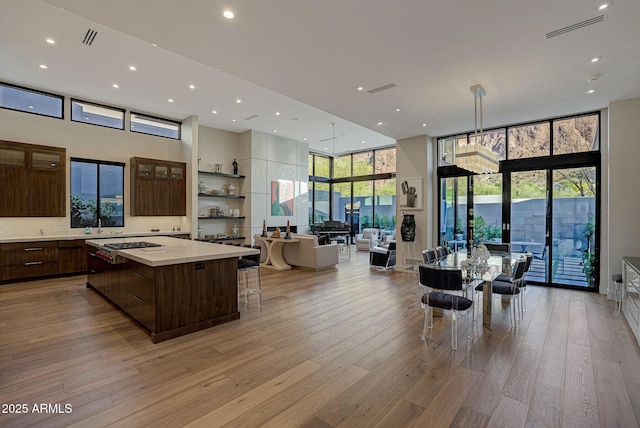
[455,219,464,241]
[582,250,596,287]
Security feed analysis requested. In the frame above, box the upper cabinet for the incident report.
[130,157,186,216]
[0,140,66,217]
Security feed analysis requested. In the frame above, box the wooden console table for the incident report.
[254,236,300,270]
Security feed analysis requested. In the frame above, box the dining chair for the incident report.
[495,253,533,312]
[475,257,527,324]
[422,249,437,264]
[434,246,448,260]
[419,264,473,350]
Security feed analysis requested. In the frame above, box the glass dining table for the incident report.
[426,250,520,329]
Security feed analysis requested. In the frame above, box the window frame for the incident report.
[70,98,125,130]
[70,157,126,229]
[0,81,64,119]
[130,112,181,140]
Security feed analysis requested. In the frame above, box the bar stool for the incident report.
[612,273,623,311]
[238,245,262,307]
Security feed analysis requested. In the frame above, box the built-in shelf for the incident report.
[198,193,245,199]
[197,171,245,179]
[198,216,246,220]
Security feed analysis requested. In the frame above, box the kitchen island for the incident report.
[85,236,258,343]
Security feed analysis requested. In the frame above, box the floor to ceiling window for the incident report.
[309,148,396,240]
[437,112,600,290]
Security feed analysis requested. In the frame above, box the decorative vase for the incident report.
[227,183,236,195]
[401,214,416,242]
[198,180,207,193]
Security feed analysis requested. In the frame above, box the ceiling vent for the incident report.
[546,15,604,39]
[82,29,98,46]
[244,114,258,120]
[367,83,397,94]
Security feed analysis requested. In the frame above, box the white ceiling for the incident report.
[1,0,639,155]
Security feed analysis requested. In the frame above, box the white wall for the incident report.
[395,135,434,271]
[607,97,640,293]
[244,131,309,242]
[0,98,192,238]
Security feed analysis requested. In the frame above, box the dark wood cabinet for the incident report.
[131,157,186,216]
[0,141,66,218]
[58,239,87,274]
[29,150,65,217]
[3,241,59,281]
[126,261,156,331]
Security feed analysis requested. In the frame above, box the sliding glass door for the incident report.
[510,170,549,284]
[551,167,596,287]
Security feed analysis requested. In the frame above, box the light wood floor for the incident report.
[1,250,639,427]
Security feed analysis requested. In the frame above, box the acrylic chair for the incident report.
[238,245,262,307]
[419,264,473,350]
[475,257,527,324]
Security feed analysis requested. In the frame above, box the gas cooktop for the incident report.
[103,242,163,250]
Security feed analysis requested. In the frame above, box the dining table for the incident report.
[428,250,520,329]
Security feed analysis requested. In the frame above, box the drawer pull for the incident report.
[24,261,43,266]
[132,272,143,277]
[24,247,43,252]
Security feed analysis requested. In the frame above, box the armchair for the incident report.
[356,228,380,251]
[370,242,396,271]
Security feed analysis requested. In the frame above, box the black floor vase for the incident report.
[401,214,416,242]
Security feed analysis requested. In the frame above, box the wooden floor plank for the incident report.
[1,250,639,427]
[563,343,600,427]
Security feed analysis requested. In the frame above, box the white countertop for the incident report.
[0,231,188,244]
[85,236,258,267]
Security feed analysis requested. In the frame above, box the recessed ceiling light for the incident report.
[112,84,119,88]
[189,84,195,89]
[303,138,307,141]
[46,38,55,44]
[587,89,597,94]
[223,10,234,19]
[236,99,242,103]
[168,98,174,102]
[395,108,401,112]
[212,110,218,114]
[586,74,601,82]
[39,64,47,69]
[273,130,277,133]
[591,57,601,63]
[275,112,280,116]
[28,105,34,109]
[324,147,329,151]
[232,119,236,122]
[361,140,366,144]
[129,65,137,71]
[357,86,364,91]
[422,123,427,127]
[152,43,157,47]
[377,121,383,126]
[598,2,612,10]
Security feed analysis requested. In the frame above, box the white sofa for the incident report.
[355,228,379,251]
[255,234,338,270]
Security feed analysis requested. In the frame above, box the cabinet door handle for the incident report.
[24,261,43,266]
[89,252,97,257]
[132,272,143,277]
[133,295,143,301]
[24,247,43,252]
